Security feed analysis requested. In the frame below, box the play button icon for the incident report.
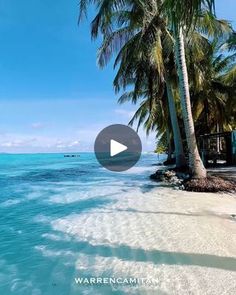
[94,124,142,172]
[110,140,127,157]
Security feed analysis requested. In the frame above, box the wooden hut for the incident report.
[199,130,236,167]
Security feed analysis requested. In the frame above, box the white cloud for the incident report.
[0,133,83,153]
[55,140,80,149]
[68,140,80,147]
[0,122,157,153]
[0,138,37,148]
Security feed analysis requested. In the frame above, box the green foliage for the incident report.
[78,0,236,154]
[155,134,168,154]
[163,0,215,30]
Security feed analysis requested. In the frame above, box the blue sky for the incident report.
[0,0,235,153]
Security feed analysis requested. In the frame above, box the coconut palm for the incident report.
[162,1,217,178]
[78,0,233,176]
[92,0,231,169]
[190,38,236,134]
[89,0,188,168]
[163,1,233,177]
[114,46,187,168]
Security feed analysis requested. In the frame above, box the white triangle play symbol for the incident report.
[110,139,128,157]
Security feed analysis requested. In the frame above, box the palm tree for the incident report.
[78,0,233,177]
[190,38,236,134]
[93,0,231,170]
[163,0,216,178]
[163,1,232,176]
[90,0,188,168]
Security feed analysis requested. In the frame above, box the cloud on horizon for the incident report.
[0,126,156,153]
[0,133,85,153]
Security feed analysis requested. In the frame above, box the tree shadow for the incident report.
[114,208,233,220]
[44,238,236,272]
[74,208,235,224]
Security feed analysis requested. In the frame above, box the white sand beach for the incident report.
[50,181,236,294]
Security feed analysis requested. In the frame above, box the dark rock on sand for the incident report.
[163,158,176,166]
[150,170,165,181]
[150,170,184,187]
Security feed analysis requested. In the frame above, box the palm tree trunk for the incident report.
[166,128,173,162]
[174,27,207,178]
[166,78,187,168]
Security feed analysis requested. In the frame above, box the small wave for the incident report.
[34,245,76,258]
[0,199,22,207]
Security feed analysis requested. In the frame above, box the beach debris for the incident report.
[184,176,236,193]
[150,169,236,193]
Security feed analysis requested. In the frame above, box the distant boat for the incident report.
[64,154,80,158]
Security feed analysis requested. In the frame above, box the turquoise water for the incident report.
[0,153,159,295]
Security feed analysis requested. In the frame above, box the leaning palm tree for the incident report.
[162,0,217,178]
[90,0,188,168]
[114,42,187,168]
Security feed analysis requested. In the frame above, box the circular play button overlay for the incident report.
[94,124,142,172]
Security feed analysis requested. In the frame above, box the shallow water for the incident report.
[0,153,160,295]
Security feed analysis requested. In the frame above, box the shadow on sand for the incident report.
[45,236,236,272]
